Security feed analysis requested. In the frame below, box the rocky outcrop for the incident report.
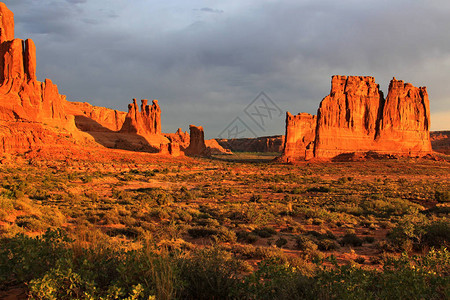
[375,78,432,155]
[281,112,316,161]
[120,99,161,135]
[217,136,285,153]
[283,75,432,161]
[164,128,190,149]
[65,101,126,132]
[159,142,181,157]
[168,142,181,157]
[166,128,231,154]
[0,3,14,43]
[314,76,384,158]
[0,2,73,154]
[205,139,232,155]
[0,3,68,125]
[185,125,208,156]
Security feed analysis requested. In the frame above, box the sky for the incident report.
[4,0,450,138]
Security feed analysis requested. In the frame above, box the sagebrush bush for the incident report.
[340,233,363,247]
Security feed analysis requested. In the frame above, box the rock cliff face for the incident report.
[0,3,73,153]
[314,76,384,158]
[159,140,181,157]
[375,78,431,155]
[65,101,126,132]
[120,99,161,135]
[283,75,432,161]
[185,125,207,156]
[281,112,316,161]
[0,4,67,125]
[0,3,14,44]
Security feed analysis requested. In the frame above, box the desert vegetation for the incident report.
[0,153,448,299]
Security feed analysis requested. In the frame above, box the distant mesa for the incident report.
[281,75,432,161]
[430,131,450,155]
[217,136,284,153]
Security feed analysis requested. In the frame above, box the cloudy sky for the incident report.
[4,0,450,138]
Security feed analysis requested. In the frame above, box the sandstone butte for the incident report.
[281,75,432,161]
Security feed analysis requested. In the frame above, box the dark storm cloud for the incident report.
[5,0,450,136]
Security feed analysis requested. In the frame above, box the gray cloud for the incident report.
[198,7,224,14]
[66,0,87,3]
[4,0,450,137]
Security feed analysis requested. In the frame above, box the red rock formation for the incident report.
[164,128,190,149]
[0,3,14,43]
[375,78,432,155]
[205,139,232,155]
[314,76,384,158]
[159,142,181,156]
[64,101,126,132]
[168,142,181,157]
[281,112,316,161]
[120,99,161,135]
[0,3,68,124]
[185,125,208,156]
[0,2,72,154]
[24,39,36,81]
[159,143,170,155]
[284,75,432,160]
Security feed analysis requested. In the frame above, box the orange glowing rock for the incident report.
[281,112,316,161]
[121,99,161,135]
[185,125,208,156]
[282,75,432,161]
[314,76,383,158]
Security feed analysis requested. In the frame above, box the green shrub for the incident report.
[435,190,450,203]
[340,233,363,247]
[237,231,259,244]
[253,227,277,238]
[275,237,288,248]
[296,236,318,252]
[213,227,237,243]
[178,248,243,300]
[188,227,218,238]
[317,239,340,251]
[15,216,48,232]
[241,258,314,299]
[387,220,450,251]
[421,220,450,248]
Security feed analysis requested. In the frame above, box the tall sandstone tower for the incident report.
[0,2,67,124]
